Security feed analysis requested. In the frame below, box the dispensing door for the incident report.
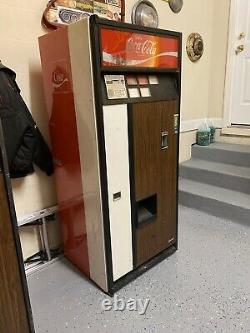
[131,100,178,266]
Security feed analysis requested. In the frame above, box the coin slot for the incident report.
[113,191,122,201]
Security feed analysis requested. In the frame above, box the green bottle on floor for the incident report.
[197,120,211,146]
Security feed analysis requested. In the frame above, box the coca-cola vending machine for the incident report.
[39,16,182,294]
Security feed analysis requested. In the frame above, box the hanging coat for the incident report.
[0,62,54,178]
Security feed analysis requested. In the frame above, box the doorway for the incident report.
[224,0,250,126]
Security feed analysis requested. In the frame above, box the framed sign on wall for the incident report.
[42,0,125,29]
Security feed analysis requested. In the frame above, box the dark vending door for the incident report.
[131,100,178,266]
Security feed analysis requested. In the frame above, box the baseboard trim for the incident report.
[180,118,223,133]
[221,127,250,137]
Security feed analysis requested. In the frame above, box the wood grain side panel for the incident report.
[132,101,178,266]
[0,174,30,333]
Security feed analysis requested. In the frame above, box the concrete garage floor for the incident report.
[28,206,250,333]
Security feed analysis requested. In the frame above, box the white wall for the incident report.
[209,0,231,119]
[0,0,57,219]
[0,0,58,258]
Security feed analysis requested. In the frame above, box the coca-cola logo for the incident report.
[52,67,69,89]
[126,37,157,56]
[53,71,65,85]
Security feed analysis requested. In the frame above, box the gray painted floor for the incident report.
[28,206,250,333]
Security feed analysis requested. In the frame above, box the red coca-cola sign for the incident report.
[100,28,179,69]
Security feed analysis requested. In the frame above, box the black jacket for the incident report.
[0,62,54,178]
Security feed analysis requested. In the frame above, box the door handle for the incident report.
[236,44,245,55]
[161,131,168,150]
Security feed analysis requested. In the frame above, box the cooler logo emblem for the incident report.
[52,67,69,89]
[127,38,157,55]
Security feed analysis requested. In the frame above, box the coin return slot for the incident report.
[113,191,121,201]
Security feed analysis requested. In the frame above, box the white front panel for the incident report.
[103,104,133,281]
[231,0,250,124]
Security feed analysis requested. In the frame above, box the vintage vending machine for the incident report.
[39,16,182,294]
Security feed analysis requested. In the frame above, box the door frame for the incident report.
[223,0,238,127]
[0,120,35,333]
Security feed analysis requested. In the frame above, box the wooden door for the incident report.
[0,123,34,333]
[131,100,178,266]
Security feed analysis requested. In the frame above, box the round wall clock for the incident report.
[186,33,204,62]
[131,0,159,28]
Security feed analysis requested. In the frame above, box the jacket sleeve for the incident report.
[32,126,54,176]
[0,72,54,177]
[0,106,35,177]
[16,88,54,176]
[11,125,36,176]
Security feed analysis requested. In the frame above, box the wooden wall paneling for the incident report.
[0,121,34,333]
